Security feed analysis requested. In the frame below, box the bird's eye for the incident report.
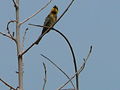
[52,11,57,14]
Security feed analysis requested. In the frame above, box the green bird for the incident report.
[36,5,58,44]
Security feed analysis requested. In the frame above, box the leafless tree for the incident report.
[0,0,92,90]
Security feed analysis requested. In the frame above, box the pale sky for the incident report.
[0,0,120,90]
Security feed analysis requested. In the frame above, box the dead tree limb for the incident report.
[57,46,92,90]
[41,54,75,89]
[28,24,78,90]
[0,78,16,90]
[42,62,47,90]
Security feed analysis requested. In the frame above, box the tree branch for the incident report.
[6,20,17,42]
[0,78,16,90]
[12,0,18,8]
[41,54,75,89]
[42,62,47,90]
[52,29,78,90]
[21,28,29,50]
[57,46,93,90]
[28,24,78,89]
[0,32,16,42]
[19,0,53,25]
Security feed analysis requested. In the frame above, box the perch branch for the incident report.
[0,78,16,90]
[28,23,78,89]
[19,0,53,25]
[34,0,75,45]
[42,62,47,90]
[57,46,92,90]
[41,54,75,89]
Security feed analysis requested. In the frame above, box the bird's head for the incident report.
[51,5,58,14]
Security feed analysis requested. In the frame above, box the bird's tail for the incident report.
[35,28,47,45]
[35,34,42,45]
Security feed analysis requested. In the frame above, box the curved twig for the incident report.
[22,28,29,50]
[52,29,78,90]
[35,0,75,45]
[19,0,53,25]
[6,20,17,43]
[42,62,47,90]
[41,54,75,89]
[57,46,92,90]
[0,78,16,90]
[28,24,78,89]
[12,0,18,8]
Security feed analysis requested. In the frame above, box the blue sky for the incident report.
[0,0,120,90]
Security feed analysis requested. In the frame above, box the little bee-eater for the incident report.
[36,5,58,44]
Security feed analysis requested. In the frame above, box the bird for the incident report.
[35,5,58,44]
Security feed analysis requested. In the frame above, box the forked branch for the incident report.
[57,46,92,90]
[0,32,16,42]
[41,54,75,89]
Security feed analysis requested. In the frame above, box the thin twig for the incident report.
[42,62,47,90]
[19,0,53,25]
[41,54,75,89]
[7,20,16,38]
[12,0,18,8]
[22,28,29,50]
[78,46,92,75]
[0,78,16,90]
[0,32,16,42]
[6,20,17,43]
[57,46,92,90]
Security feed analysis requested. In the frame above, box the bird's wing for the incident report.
[43,15,51,26]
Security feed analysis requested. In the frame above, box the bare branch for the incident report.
[7,20,16,37]
[42,62,47,90]
[6,20,17,42]
[0,32,16,42]
[12,0,18,8]
[0,78,16,90]
[19,0,53,25]
[57,46,93,90]
[78,46,93,74]
[41,54,75,89]
[53,29,78,90]
[21,28,29,50]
